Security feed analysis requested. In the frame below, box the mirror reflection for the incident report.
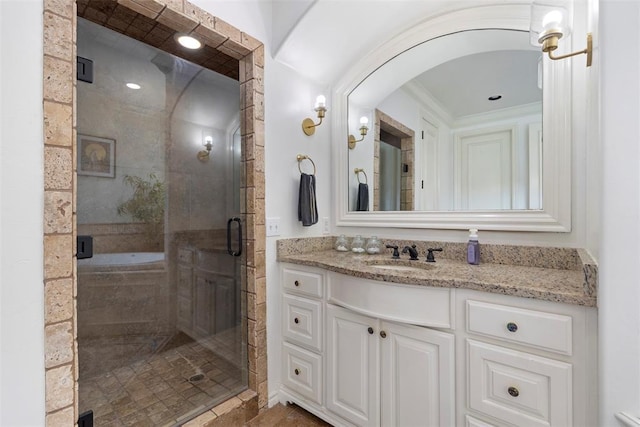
[348,29,542,212]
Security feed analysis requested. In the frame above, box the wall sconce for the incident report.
[348,116,369,150]
[530,0,592,67]
[302,95,327,136]
[197,135,213,162]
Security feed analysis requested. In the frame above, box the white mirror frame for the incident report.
[333,4,572,232]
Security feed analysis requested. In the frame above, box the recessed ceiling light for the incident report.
[176,34,202,50]
[126,82,141,90]
[488,95,502,101]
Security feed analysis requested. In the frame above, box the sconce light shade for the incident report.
[198,135,213,161]
[302,95,328,136]
[314,95,326,110]
[529,1,572,47]
[530,0,592,67]
[348,116,370,150]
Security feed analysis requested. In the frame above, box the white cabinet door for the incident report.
[467,339,572,427]
[326,304,379,427]
[380,321,455,427]
[454,126,515,210]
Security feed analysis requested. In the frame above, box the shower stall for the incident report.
[76,18,247,426]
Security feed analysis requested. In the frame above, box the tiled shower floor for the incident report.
[79,330,246,426]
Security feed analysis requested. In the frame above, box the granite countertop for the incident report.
[277,238,597,307]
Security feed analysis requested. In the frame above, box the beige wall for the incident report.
[77,25,167,224]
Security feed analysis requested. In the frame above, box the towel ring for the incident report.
[297,154,317,175]
[354,168,368,184]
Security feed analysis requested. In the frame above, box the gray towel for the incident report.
[298,173,318,226]
[356,183,369,211]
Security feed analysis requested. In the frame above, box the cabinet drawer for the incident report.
[282,267,323,298]
[467,339,572,427]
[328,274,451,328]
[282,342,322,405]
[282,294,322,351]
[467,300,573,355]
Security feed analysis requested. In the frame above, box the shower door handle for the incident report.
[77,235,93,259]
[227,217,242,257]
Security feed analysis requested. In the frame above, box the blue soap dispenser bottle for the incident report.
[467,228,480,265]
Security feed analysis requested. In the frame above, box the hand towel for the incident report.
[298,173,318,226]
[356,183,369,211]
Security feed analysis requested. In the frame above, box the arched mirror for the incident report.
[333,4,572,231]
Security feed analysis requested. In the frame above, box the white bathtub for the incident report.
[78,252,165,268]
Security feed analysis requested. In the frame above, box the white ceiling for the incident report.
[273,0,474,85]
[272,0,533,86]
[412,49,542,118]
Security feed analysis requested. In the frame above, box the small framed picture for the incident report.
[78,134,116,178]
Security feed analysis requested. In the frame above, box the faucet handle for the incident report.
[426,247,443,262]
[385,244,400,259]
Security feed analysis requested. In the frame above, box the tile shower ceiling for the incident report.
[76,0,240,80]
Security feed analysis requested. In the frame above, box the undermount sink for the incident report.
[365,260,436,273]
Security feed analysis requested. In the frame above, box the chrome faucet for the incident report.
[402,245,419,261]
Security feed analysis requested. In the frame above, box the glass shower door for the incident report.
[76,18,246,426]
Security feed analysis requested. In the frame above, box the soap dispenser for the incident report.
[467,229,480,265]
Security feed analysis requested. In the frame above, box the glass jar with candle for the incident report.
[335,235,349,252]
[351,235,365,253]
[365,236,381,254]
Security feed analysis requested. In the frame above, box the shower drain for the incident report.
[188,373,205,383]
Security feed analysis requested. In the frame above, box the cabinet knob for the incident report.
[508,386,520,397]
[294,317,299,324]
[294,368,300,375]
[506,322,518,332]
[380,331,387,338]
[294,280,300,287]
[368,327,374,334]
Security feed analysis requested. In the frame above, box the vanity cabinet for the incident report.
[278,263,597,427]
[326,304,455,427]
[177,246,238,340]
[281,266,325,406]
[280,264,455,427]
[456,290,597,427]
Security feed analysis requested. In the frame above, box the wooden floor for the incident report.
[245,403,332,426]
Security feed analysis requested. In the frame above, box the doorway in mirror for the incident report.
[374,109,415,211]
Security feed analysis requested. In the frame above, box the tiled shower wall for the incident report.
[77,223,164,253]
[42,0,266,424]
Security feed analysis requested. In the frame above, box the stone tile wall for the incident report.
[77,223,164,253]
[42,1,266,425]
[43,1,77,425]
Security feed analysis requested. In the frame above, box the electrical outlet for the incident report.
[322,217,330,234]
[266,217,281,237]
